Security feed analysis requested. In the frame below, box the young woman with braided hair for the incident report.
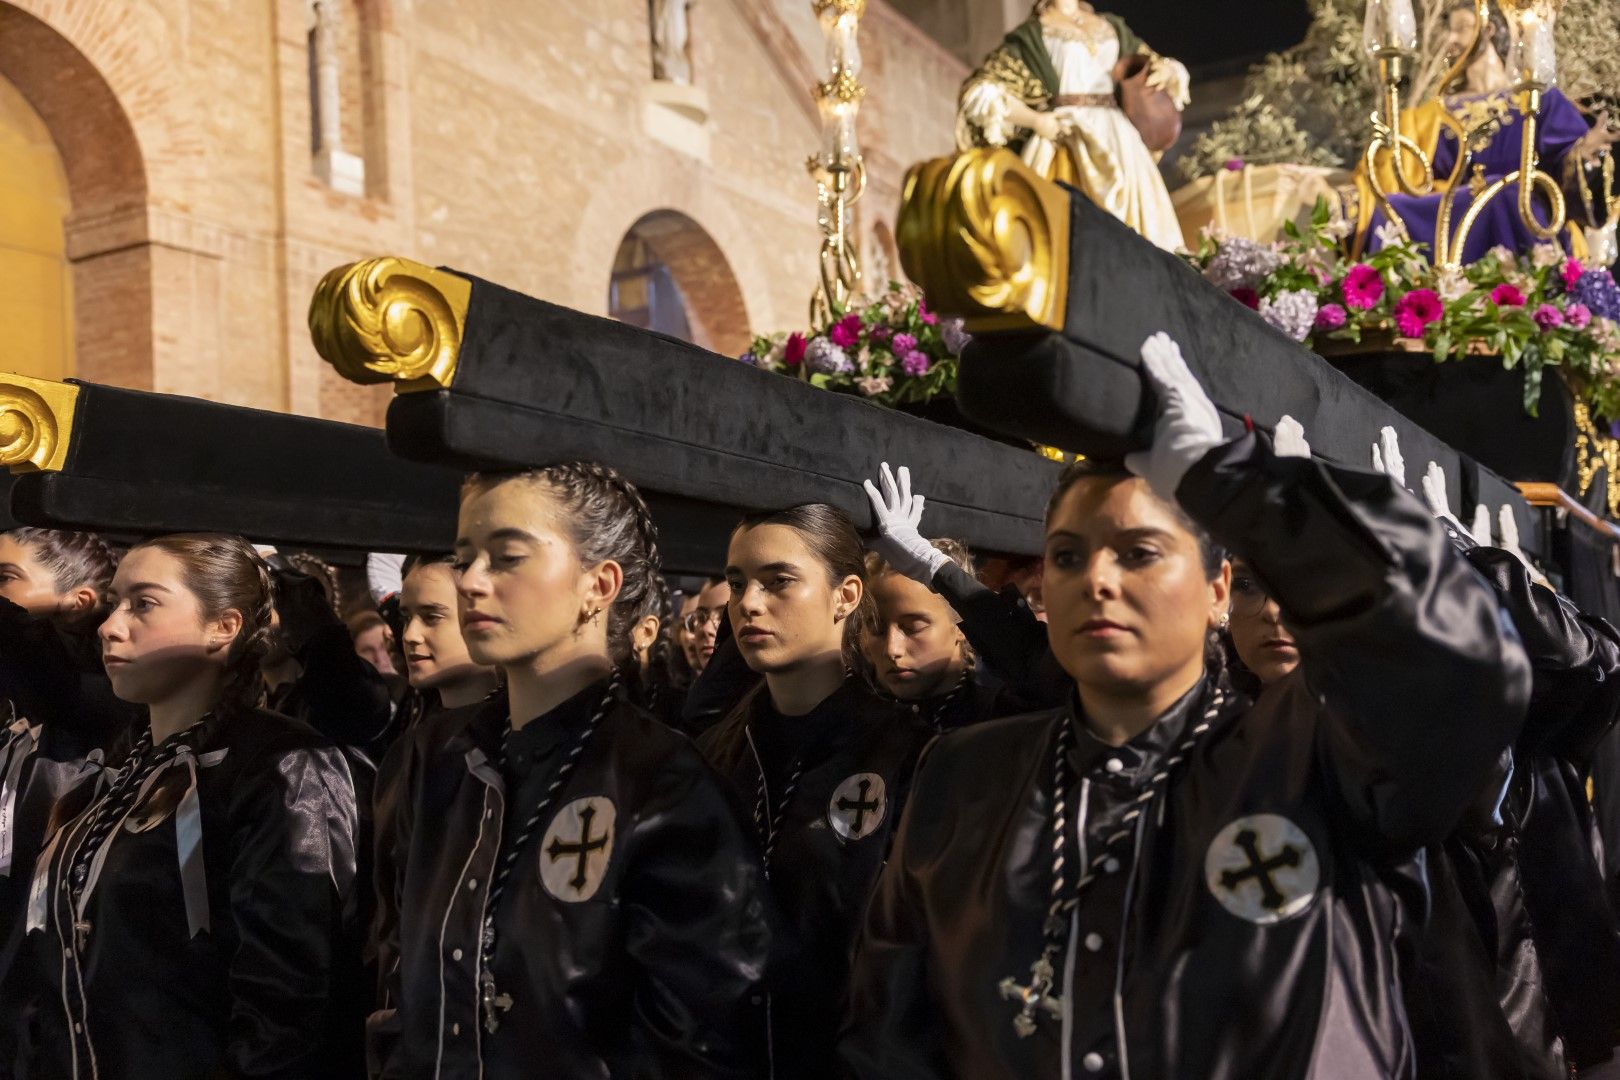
[6,533,362,1079]
[842,334,1532,1079]
[691,502,930,1080]
[373,461,772,1079]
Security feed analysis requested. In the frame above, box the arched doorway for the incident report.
[0,71,71,380]
[0,2,150,390]
[607,210,750,356]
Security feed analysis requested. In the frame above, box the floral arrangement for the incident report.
[1186,199,1620,416]
[739,282,970,407]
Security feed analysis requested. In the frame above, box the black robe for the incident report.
[374,679,773,1079]
[699,678,932,1080]
[13,705,359,1080]
[841,433,1531,1079]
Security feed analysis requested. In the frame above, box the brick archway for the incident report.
[611,210,752,358]
[0,3,151,389]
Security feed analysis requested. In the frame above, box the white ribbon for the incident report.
[0,717,40,877]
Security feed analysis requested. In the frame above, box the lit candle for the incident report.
[1362,0,1418,61]
[1507,3,1559,88]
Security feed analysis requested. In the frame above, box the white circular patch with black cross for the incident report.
[1204,813,1320,925]
[827,772,887,841]
[539,796,616,903]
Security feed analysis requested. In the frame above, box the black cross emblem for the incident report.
[1218,828,1301,911]
[546,804,610,893]
[835,779,881,835]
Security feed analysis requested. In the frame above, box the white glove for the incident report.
[863,462,950,584]
[1273,415,1310,459]
[1419,461,1477,543]
[1124,333,1225,503]
[1471,503,1493,546]
[367,552,406,605]
[1370,426,1406,488]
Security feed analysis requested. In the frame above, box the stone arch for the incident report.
[604,210,752,358]
[0,71,72,381]
[0,2,152,388]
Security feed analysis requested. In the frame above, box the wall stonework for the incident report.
[1,0,965,426]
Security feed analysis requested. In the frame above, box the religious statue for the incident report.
[956,0,1191,251]
[651,0,694,85]
[1353,0,1619,263]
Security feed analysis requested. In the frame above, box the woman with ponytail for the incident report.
[8,533,361,1078]
[694,502,932,1080]
[374,462,771,1079]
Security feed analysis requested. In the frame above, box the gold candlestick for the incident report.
[808,0,867,326]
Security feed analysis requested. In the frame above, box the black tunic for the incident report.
[15,705,359,1080]
[375,680,773,1079]
[841,433,1531,1079]
[699,678,932,1080]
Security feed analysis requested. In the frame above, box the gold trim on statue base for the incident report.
[0,373,78,473]
[309,257,472,392]
[1574,402,1620,519]
[897,148,1070,334]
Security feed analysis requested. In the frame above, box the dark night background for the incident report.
[1093,0,1313,72]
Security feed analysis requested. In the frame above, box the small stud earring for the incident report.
[1218,612,1231,631]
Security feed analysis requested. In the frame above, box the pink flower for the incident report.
[1394,289,1444,339]
[1563,258,1585,290]
[1314,303,1348,332]
[891,332,918,356]
[917,300,939,326]
[1224,158,1245,172]
[828,314,862,348]
[1229,287,1260,310]
[1490,283,1526,307]
[1566,302,1593,330]
[1341,265,1385,310]
[900,350,931,376]
[783,332,807,367]
[1532,303,1564,331]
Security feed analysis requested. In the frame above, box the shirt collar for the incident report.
[1067,676,1207,784]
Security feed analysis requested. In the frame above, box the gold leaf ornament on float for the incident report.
[897,147,1070,333]
[308,256,473,392]
[0,373,79,473]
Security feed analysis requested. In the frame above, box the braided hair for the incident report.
[129,534,274,712]
[5,527,120,615]
[461,461,665,666]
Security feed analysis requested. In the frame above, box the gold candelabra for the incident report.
[1362,0,1566,268]
[808,0,868,326]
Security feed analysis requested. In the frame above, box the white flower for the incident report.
[1259,289,1319,342]
[1203,236,1282,291]
[855,375,893,397]
[1373,221,1408,250]
[1435,265,1471,303]
[1487,245,1519,269]
[1530,242,1564,268]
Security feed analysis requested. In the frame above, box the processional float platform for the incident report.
[0,374,464,554]
[307,257,1062,568]
[899,148,1541,559]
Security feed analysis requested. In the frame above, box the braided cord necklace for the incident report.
[998,685,1229,1038]
[927,669,973,733]
[479,673,620,1034]
[64,718,209,944]
[751,746,803,879]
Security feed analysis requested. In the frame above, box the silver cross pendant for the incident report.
[480,971,513,1034]
[998,955,1062,1038]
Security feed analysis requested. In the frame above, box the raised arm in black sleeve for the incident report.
[1177,433,1532,852]
[930,562,1069,710]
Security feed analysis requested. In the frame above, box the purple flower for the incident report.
[1566,302,1593,330]
[1610,417,1620,441]
[917,300,939,326]
[828,314,862,349]
[1224,157,1245,172]
[941,317,971,355]
[738,351,761,366]
[891,332,918,356]
[804,336,854,375]
[1314,303,1348,332]
[1572,270,1620,321]
[1204,236,1281,291]
[900,350,931,377]
[868,325,892,344]
[1532,303,1564,332]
